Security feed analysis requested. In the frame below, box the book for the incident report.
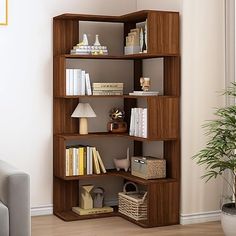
[72,206,113,215]
[93,87,123,91]
[66,69,70,95]
[65,148,70,176]
[142,108,148,138]
[69,148,73,176]
[72,148,78,175]
[80,70,86,95]
[85,73,92,95]
[73,69,79,95]
[129,91,159,96]
[78,147,84,175]
[129,108,135,136]
[92,147,101,174]
[96,150,106,173]
[69,69,74,95]
[92,91,123,95]
[92,83,123,88]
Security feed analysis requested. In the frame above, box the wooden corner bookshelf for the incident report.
[53,10,180,228]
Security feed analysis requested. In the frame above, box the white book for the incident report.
[129,108,134,136]
[65,148,70,176]
[134,108,139,137]
[142,108,148,138]
[85,73,92,95]
[76,69,81,95]
[69,69,74,95]
[138,108,143,137]
[73,69,79,95]
[89,147,93,174]
[86,146,90,175]
[72,148,77,175]
[81,70,86,95]
[66,69,70,95]
[129,91,159,96]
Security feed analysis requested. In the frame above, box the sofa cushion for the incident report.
[0,201,9,236]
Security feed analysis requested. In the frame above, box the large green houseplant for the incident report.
[193,83,236,236]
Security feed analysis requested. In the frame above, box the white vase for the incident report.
[221,203,236,236]
[94,34,101,46]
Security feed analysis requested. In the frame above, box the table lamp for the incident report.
[71,103,96,134]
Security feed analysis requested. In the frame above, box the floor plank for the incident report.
[32,215,224,236]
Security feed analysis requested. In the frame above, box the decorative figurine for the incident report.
[80,185,94,209]
[93,187,104,208]
[114,148,130,172]
[94,34,101,46]
[107,107,127,133]
[140,77,150,91]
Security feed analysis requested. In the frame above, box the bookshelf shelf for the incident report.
[57,132,178,141]
[57,169,177,185]
[53,9,180,228]
[63,53,180,60]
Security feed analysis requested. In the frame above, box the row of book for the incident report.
[65,146,106,176]
[92,83,123,95]
[129,108,148,138]
[66,69,92,96]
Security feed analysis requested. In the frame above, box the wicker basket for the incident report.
[118,182,147,221]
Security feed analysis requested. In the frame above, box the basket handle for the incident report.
[123,181,139,195]
[141,192,148,203]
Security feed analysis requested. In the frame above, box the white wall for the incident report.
[137,0,225,218]
[0,0,136,208]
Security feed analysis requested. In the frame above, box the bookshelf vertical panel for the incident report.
[54,98,80,134]
[147,97,179,140]
[147,182,179,227]
[54,136,66,178]
[164,56,180,96]
[134,59,143,90]
[54,177,78,213]
[53,19,79,56]
[164,140,180,180]
[54,56,66,97]
[147,12,179,55]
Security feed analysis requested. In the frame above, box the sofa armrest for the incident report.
[0,160,30,236]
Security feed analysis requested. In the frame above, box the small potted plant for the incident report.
[193,83,236,236]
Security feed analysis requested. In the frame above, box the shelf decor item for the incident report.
[0,0,8,26]
[131,156,166,180]
[107,107,127,133]
[118,181,147,221]
[71,34,108,55]
[80,185,94,209]
[71,103,96,135]
[93,187,104,208]
[114,148,130,172]
[140,77,150,92]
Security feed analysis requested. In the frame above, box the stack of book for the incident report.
[129,91,159,96]
[129,108,148,138]
[92,83,123,95]
[71,45,108,55]
[65,146,106,176]
[66,69,92,95]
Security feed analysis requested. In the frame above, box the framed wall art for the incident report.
[0,0,8,25]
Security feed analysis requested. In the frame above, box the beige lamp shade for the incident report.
[71,103,96,118]
[71,103,96,135]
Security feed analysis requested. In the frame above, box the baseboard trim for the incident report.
[180,210,221,225]
[31,204,221,225]
[31,204,53,216]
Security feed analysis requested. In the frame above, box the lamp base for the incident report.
[79,118,88,135]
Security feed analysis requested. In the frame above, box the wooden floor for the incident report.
[32,215,224,236]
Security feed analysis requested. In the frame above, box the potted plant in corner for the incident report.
[193,83,236,236]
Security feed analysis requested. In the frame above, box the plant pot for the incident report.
[221,203,236,236]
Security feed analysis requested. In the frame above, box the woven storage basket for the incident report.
[118,182,147,221]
